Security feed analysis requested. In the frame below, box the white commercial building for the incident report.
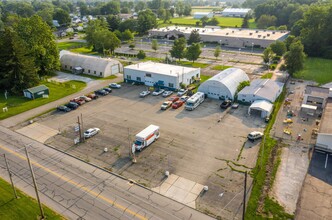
[316,99,332,152]
[238,79,284,103]
[194,12,214,19]
[60,51,123,78]
[248,100,273,118]
[221,8,252,18]
[149,26,289,48]
[123,61,200,90]
[198,68,249,100]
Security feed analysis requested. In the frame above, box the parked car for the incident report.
[65,102,79,110]
[220,100,232,109]
[103,87,112,93]
[140,90,151,97]
[87,93,99,100]
[84,128,100,138]
[152,89,165,96]
[168,96,179,103]
[109,83,121,88]
[172,100,184,109]
[247,131,264,142]
[80,95,92,102]
[160,101,172,110]
[70,97,85,105]
[162,90,173,97]
[231,103,239,109]
[95,89,108,96]
[177,89,188,96]
[179,95,190,103]
[57,105,71,112]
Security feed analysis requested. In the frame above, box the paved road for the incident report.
[0,74,123,128]
[0,126,214,220]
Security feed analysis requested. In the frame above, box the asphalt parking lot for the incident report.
[33,83,265,219]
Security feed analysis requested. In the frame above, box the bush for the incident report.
[269,64,277,70]
[137,50,146,59]
[129,44,135,50]
[273,55,281,62]
[279,64,287,71]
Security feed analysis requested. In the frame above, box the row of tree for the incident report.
[0,16,59,93]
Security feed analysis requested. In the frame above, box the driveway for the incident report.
[51,71,94,84]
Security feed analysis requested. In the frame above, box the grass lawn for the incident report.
[293,57,332,85]
[212,65,232,71]
[0,80,86,120]
[177,61,209,68]
[192,75,211,93]
[57,41,87,51]
[0,177,63,220]
[69,46,98,55]
[261,72,273,79]
[191,6,221,13]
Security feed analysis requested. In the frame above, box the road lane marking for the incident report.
[0,145,147,220]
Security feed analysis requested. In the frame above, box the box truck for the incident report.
[133,125,160,151]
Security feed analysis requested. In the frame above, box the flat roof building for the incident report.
[124,61,200,90]
[316,98,332,152]
[221,8,251,18]
[303,85,330,109]
[149,26,289,48]
[194,12,214,19]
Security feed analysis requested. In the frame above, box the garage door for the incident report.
[208,86,220,99]
[111,65,119,74]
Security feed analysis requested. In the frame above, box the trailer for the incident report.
[133,125,160,151]
[185,92,205,110]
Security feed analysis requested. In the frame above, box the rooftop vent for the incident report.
[256,30,259,33]
[232,30,234,33]
[249,33,253,36]
[267,34,270,37]
[272,31,275,34]
[226,33,229,35]
[258,35,261,38]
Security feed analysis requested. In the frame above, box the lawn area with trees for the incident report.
[0,80,86,120]
[0,177,63,219]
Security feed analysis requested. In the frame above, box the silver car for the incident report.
[162,90,173,97]
[152,89,165,96]
[140,90,151,97]
[84,128,100,138]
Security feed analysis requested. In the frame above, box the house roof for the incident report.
[249,100,273,113]
[238,79,284,102]
[25,85,49,93]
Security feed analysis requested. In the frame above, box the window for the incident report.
[146,73,152,77]
[100,72,102,76]
[70,66,72,70]
[88,70,91,73]
[127,75,131,80]
[137,77,141,81]
[196,74,199,77]
[65,65,67,68]
[169,83,174,88]
[94,71,96,75]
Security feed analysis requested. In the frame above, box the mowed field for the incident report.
[191,6,220,13]
[294,58,332,85]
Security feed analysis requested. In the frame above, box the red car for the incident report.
[168,96,179,103]
[172,100,184,109]
[70,97,85,105]
[87,93,99,100]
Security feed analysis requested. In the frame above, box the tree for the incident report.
[122,29,134,41]
[157,8,166,19]
[176,1,184,16]
[121,7,129,14]
[186,43,202,63]
[257,15,277,29]
[241,15,249,28]
[129,44,135,50]
[37,8,54,26]
[262,47,274,64]
[114,30,122,40]
[137,50,146,59]
[207,17,219,26]
[100,1,120,15]
[169,8,175,17]
[119,19,138,32]
[53,8,70,26]
[135,1,146,12]
[200,16,209,26]
[285,35,296,51]
[85,19,109,49]
[106,15,121,31]
[152,39,158,52]
[237,81,250,93]
[137,9,157,35]
[284,41,306,75]
[93,30,121,55]
[183,3,191,16]
[188,29,201,45]
[214,46,221,60]
[170,37,186,61]
[164,10,171,23]
[270,41,287,56]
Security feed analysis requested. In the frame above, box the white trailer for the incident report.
[185,92,205,110]
[133,125,160,151]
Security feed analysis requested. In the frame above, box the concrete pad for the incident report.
[183,192,198,205]
[191,183,204,195]
[164,174,178,185]
[165,186,189,202]
[173,177,196,191]
[16,123,59,143]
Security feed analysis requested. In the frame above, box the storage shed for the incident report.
[238,79,284,103]
[248,100,273,118]
[194,12,214,19]
[198,68,249,100]
[23,85,49,99]
[60,50,123,78]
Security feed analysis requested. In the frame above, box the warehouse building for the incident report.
[149,26,289,48]
[302,85,330,109]
[316,98,332,152]
[193,12,214,19]
[221,8,252,18]
[248,100,273,118]
[123,61,200,90]
[238,79,284,104]
[23,85,49,100]
[60,50,123,78]
[198,68,249,100]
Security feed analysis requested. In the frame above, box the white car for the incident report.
[109,83,121,89]
[179,95,190,102]
[84,128,100,138]
[162,90,173,97]
[152,89,165,96]
[140,90,151,97]
[79,95,92,102]
[177,89,188,96]
[247,131,263,141]
[160,101,172,110]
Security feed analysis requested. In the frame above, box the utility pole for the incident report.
[25,146,45,219]
[242,171,247,220]
[4,154,18,199]
[128,128,136,163]
[77,116,82,143]
[80,114,84,142]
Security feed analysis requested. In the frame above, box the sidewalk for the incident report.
[0,75,123,128]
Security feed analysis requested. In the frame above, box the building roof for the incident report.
[319,98,332,134]
[124,61,198,77]
[238,79,284,102]
[249,100,273,113]
[301,104,317,110]
[150,26,289,41]
[24,85,49,93]
[305,85,330,98]
[194,12,213,15]
[222,8,251,13]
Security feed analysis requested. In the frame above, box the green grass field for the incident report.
[261,72,273,79]
[0,80,86,120]
[57,41,87,51]
[212,65,232,71]
[294,58,332,85]
[0,177,63,219]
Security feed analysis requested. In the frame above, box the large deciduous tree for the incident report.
[186,43,202,63]
[152,39,158,52]
[53,8,70,26]
[270,41,287,56]
[188,29,201,45]
[284,41,306,74]
[93,30,121,55]
[137,9,157,35]
[170,37,187,61]
[257,15,277,29]
[85,19,109,49]
[262,47,274,63]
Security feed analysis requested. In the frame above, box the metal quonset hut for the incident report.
[248,100,273,118]
[198,68,249,100]
[23,85,49,99]
[60,50,123,78]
